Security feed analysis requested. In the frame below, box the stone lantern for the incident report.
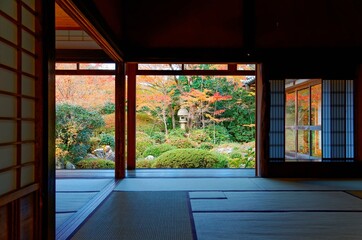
[177,108,189,130]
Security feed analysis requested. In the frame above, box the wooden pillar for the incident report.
[256,63,268,177]
[127,63,137,169]
[115,63,126,178]
[355,64,362,162]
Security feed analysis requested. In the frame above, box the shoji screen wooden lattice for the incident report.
[0,0,42,239]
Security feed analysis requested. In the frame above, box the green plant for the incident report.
[228,147,255,168]
[89,137,101,151]
[167,137,198,149]
[76,159,115,169]
[199,142,214,150]
[136,159,155,168]
[136,132,155,158]
[148,131,166,144]
[56,104,105,164]
[100,102,116,114]
[213,153,229,168]
[189,129,211,144]
[205,125,231,144]
[153,149,222,168]
[143,144,176,158]
[99,133,115,148]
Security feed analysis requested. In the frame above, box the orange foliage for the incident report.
[56,75,115,109]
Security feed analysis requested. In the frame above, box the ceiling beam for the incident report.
[56,0,124,62]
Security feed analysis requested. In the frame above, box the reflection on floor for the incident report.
[56,170,362,240]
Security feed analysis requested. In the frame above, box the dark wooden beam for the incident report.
[115,63,126,178]
[126,63,137,170]
[56,0,123,62]
[56,49,113,63]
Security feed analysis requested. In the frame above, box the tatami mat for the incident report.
[71,191,194,240]
[194,212,362,240]
[114,178,262,191]
[56,192,97,212]
[189,191,226,199]
[56,213,74,229]
[191,191,362,212]
[56,179,113,192]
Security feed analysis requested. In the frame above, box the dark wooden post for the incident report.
[127,63,137,169]
[256,63,268,177]
[115,63,126,178]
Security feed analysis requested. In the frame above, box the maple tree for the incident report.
[56,75,115,109]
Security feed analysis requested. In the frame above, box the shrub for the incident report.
[149,131,166,144]
[205,125,231,144]
[168,128,187,138]
[136,159,155,168]
[89,137,101,151]
[76,159,115,169]
[228,148,255,168]
[100,102,116,114]
[56,104,105,164]
[136,132,155,158]
[99,133,115,148]
[213,153,229,168]
[153,149,222,168]
[167,137,198,149]
[189,129,211,144]
[143,144,176,158]
[199,142,214,150]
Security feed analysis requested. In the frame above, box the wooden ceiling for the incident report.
[56,3,81,30]
[59,0,362,62]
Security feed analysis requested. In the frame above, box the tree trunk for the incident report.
[169,105,176,129]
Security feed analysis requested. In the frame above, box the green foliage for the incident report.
[56,104,105,163]
[213,153,229,168]
[188,129,211,144]
[168,128,187,138]
[228,148,255,168]
[143,144,176,158]
[167,137,198,149]
[223,89,255,143]
[136,159,155,168]
[205,125,231,144]
[89,137,101,151]
[136,113,163,136]
[148,131,166,144]
[153,149,223,168]
[76,159,115,169]
[136,132,155,158]
[99,102,115,114]
[199,142,214,150]
[99,133,115,148]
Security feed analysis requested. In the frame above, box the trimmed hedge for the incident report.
[153,149,227,168]
[136,159,154,168]
[143,144,176,158]
[76,159,115,169]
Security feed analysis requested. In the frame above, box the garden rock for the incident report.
[145,155,155,160]
[86,153,98,159]
[56,160,64,169]
[105,152,115,161]
[93,148,105,158]
[214,146,233,154]
[66,162,76,169]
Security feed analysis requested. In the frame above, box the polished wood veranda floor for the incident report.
[56,169,362,240]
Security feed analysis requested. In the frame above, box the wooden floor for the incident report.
[56,169,362,240]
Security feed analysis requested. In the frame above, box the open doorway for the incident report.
[133,63,256,171]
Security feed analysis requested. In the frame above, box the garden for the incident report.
[55,63,256,169]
